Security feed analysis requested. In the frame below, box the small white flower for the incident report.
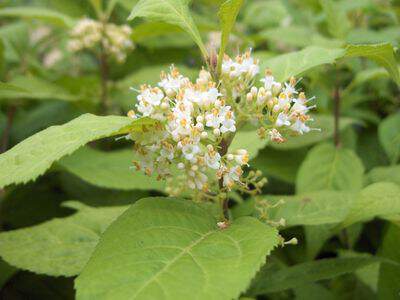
[291,119,310,134]
[205,146,221,169]
[205,108,222,129]
[276,112,291,127]
[181,143,200,161]
[223,166,243,190]
[233,149,249,165]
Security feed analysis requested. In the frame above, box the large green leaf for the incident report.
[128,0,208,58]
[340,182,400,228]
[379,113,400,164]
[344,43,400,85]
[247,257,385,295]
[378,224,400,299]
[260,46,345,82]
[0,202,127,276]
[0,114,155,188]
[59,147,165,191]
[75,197,279,300]
[0,7,75,28]
[269,190,355,227]
[296,143,364,194]
[258,43,399,84]
[258,182,400,228]
[217,0,243,73]
[367,165,400,186]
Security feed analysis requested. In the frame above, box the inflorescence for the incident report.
[127,50,316,196]
[68,18,134,63]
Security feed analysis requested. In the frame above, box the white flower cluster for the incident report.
[127,50,316,194]
[128,66,249,192]
[68,18,134,63]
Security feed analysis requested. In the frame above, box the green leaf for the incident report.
[294,283,336,300]
[268,190,355,227]
[128,0,208,58]
[0,114,155,188]
[378,224,400,299]
[217,0,244,74]
[230,130,268,159]
[340,182,400,228]
[259,46,345,82]
[59,147,165,191]
[0,7,75,28]
[296,143,364,194]
[270,115,355,150]
[0,75,79,102]
[320,0,350,39]
[344,43,400,85]
[0,81,28,92]
[367,165,400,186]
[247,257,383,295]
[75,197,279,300]
[0,202,127,276]
[379,113,400,164]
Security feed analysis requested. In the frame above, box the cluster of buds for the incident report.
[220,50,317,143]
[67,18,134,63]
[127,50,316,196]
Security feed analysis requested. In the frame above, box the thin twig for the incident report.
[218,135,234,220]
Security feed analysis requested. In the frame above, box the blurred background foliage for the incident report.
[0,0,399,299]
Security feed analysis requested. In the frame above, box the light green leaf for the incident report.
[341,182,400,228]
[128,0,208,58]
[268,190,355,227]
[378,224,400,299]
[0,114,155,188]
[0,202,127,276]
[0,7,75,28]
[0,75,79,102]
[367,165,400,186]
[378,113,400,164]
[59,147,165,191]
[344,43,400,85]
[217,0,244,74]
[260,46,345,82]
[76,197,279,300]
[320,0,350,39]
[270,115,355,150]
[247,256,382,295]
[296,143,364,194]
[0,81,28,92]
